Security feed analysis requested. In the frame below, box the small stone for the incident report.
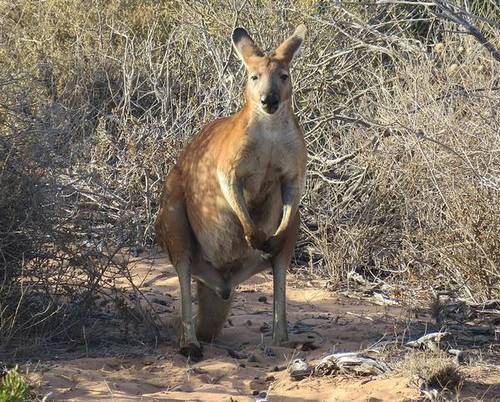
[289,358,312,380]
[265,375,275,382]
[252,390,259,396]
[246,319,252,326]
[258,296,267,303]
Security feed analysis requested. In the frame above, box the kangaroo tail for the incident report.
[196,280,233,342]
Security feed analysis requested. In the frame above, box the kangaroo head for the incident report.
[232,25,306,115]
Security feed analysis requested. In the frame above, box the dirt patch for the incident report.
[24,253,499,401]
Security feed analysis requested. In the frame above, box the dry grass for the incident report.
[403,350,462,389]
[0,0,499,352]
[400,350,464,401]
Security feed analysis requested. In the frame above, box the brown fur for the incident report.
[155,25,307,359]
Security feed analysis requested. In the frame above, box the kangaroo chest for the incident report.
[240,118,301,203]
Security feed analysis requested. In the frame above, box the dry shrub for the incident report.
[401,350,462,390]
[297,4,499,300]
[369,49,499,300]
[0,0,499,352]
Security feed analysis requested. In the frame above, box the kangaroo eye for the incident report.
[280,74,289,80]
[251,75,259,81]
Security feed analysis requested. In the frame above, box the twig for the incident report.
[434,0,500,63]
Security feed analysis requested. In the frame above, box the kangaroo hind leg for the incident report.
[156,176,225,361]
[271,213,300,346]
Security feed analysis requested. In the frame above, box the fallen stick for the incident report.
[406,332,450,352]
[315,352,390,376]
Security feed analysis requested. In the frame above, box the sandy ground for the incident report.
[28,253,499,401]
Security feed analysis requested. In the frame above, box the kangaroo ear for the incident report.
[274,24,306,64]
[232,27,264,66]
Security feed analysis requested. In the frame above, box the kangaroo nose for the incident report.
[260,94,278,106]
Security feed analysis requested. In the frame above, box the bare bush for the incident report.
[401,350,463,391]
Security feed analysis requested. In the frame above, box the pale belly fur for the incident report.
[186,168,283,271]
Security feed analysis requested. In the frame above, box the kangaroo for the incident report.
[155,25,307,361]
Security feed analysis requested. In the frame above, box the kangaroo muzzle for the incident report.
[260,93,280,114]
